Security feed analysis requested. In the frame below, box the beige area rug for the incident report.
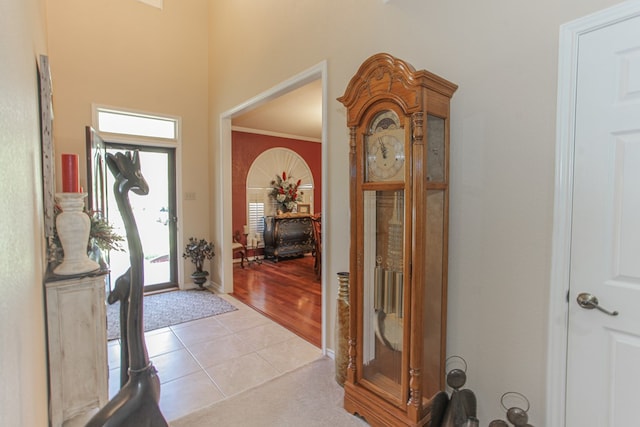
[170,357,368,427]
[107,289,237,340]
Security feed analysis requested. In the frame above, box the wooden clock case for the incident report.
[338,53,457,427]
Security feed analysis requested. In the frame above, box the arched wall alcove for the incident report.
[247,147,315,217]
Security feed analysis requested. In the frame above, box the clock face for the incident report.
[368,134,404,180]
[366,110,405,182]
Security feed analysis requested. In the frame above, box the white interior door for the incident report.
[566,10,640,426]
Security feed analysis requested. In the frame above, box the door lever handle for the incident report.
[576,292,619,316]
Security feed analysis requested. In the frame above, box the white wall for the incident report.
[207,0,623,423]
[0,0,50,424]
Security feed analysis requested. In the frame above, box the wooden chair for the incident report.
[311,214,321,279]
[232,231,247,268]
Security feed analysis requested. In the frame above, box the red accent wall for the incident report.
[231,131,322,241]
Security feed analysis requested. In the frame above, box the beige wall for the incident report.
[46,0,210,286]
[38,0,626,423]
[207,0,623,423]
[0,0,50,424]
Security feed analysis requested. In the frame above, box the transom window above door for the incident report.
[94,105,179,141]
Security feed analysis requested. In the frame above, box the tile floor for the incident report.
[107,293,323,422]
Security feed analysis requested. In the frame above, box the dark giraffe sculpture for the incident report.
[108,267,131,387]
[87,151,168,427]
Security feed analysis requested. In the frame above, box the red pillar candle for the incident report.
[61,154,80,193]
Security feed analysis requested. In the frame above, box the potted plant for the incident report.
[88,213,125,252]
[87,213,125,267]
[182,237,215,289]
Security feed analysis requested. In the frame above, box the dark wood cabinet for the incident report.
[263,214,315,261]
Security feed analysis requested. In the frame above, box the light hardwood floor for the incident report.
[231,254,322,347]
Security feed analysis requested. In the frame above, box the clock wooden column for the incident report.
[338,53,457,427]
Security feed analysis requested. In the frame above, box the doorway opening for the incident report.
[219,61,328,352]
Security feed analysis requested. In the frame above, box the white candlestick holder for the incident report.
[53,193,100,276]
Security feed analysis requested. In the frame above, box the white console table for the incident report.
[45,271,108,427]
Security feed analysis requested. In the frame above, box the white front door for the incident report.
[565,8,640,426]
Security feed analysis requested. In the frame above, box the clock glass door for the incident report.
[361,189,406,402]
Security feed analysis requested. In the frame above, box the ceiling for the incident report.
[232,79,323,141]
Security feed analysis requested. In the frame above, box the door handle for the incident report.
[576,292,619,316]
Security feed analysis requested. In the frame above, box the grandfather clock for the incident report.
[338,53,457,426]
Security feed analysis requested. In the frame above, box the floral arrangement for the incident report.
[182,237,215,273]
[89,213,125,252]
[269,171,302,212]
